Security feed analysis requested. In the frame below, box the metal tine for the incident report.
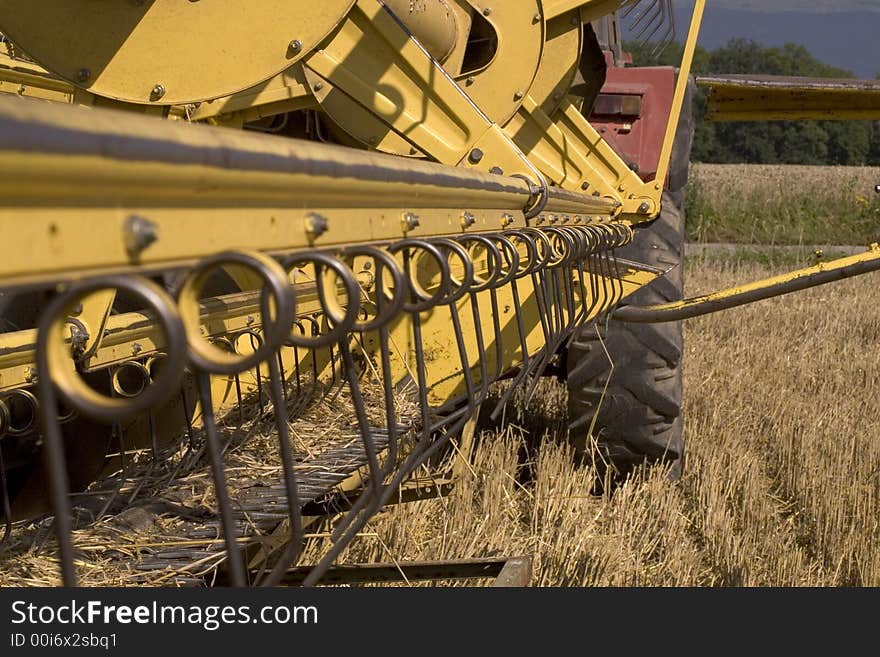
[523,228,578,403]
[639,0,670,45]
[178,250,297,588]
[35,275,189,587]
[327,238,464,545]
[350,246,406,471]
[246,331,266,415]
[488,228,549,421]
[503,230,537,372]
[650,0,676,57]
[524,227,554,348]
[485,233,521,381]
[456,235,502,405]
[92,362,147,522]
[632,1,664,40]
[489,226,571,418]
[302,240,453,586]
[305,367,480,588]
[261,252,369,586]
[431,238,478,416]
[620,0,648,20]
[300,317,323,382]
[256,346,304,587]
[194,371,247,585]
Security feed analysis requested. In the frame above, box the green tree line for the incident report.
[625,38,880,165]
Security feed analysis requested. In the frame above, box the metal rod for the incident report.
[615,246,880,323]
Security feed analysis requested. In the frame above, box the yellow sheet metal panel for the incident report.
[452,0,543,126]
[0,0,354,104]
[699,75,880,122]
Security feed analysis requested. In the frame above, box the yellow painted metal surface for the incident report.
[0,0,355,104]
[698,75,880,122]
[653,0,704,198]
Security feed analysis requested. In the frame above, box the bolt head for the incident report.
[313,82,324,92]
[402,212,420,232]
[289,39,302,53]
[483,7,492,16]
[638,202,651,214]
[305,212,329,237]
[461,212,476,229]
[468,148,484,164]
[501,213,514,227]
[124,215,159,257]
[150,84,166,101]
[514,90,524,100]
[77,68,91,83]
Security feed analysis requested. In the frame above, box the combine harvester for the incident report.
[0,0,877,586]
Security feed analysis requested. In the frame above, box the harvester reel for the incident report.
[0,0,355,104]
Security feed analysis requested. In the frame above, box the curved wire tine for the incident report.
[302,240,455,585]
[342,244,410,477]
[387,239,452,442]
[455,234,504,403]
[284,251,382,490]
[178,250,297,588]
[430,238,477,416]
[484,233,521,381]
[35,275,188,587]
[257,320,305,588]
[504,230,538,369]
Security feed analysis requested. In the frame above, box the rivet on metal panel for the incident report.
[77,68,90,82]
[501,213,514,228]
[402,212,420,232]
[150,84,166,101]
[468,148,484,164]
[483,7,492,16]
[461,212,477,229]
[123,215,159,258]
[305,212,329,238]
[288,39,303,53]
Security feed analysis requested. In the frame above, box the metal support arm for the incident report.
[614,244,880,323]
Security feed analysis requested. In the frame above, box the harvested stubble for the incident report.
[324,251,880,586]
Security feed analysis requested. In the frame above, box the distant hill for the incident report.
[634,3,880,78]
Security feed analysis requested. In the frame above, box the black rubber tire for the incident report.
[566,77,695,487]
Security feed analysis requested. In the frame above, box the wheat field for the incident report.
[687,163,880,245]
[332,250,880,586]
